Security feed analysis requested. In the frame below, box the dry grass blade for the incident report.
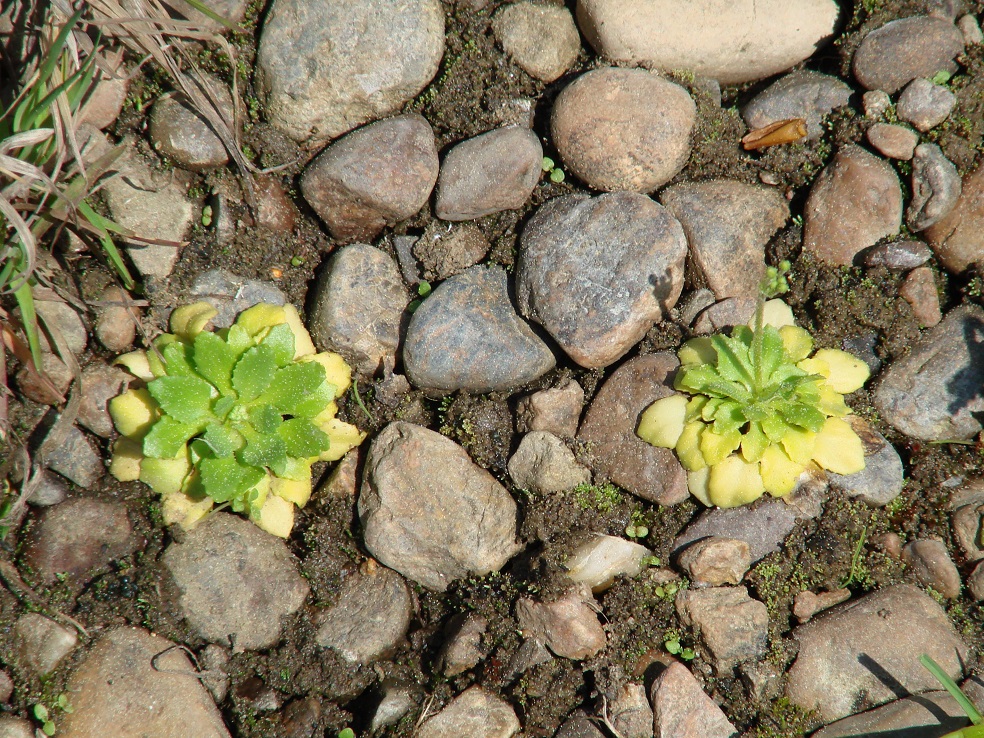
[85,0,258,206]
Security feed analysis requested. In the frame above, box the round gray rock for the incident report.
[803,144,903,266]
[163,513,310,652]
[550,68,695,193]
[308,243,409,377]
[897,78,957,132]
[516,192,687,368]
[873,304,984,440]
[58,627,231,738]
[358,422,522,592]
[742,71,853,141]
[403,265,555,393]
[316,563,412,663]
[257,0,444,144]
[853,16,964,93]
[659,179,789,300]
[576,0,839,85]
[300,114,439,242]
[493,2,580,83]
[149,78,232,171]
[786,584,969,723]
[435,126,542,221]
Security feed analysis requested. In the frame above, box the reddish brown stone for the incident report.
[924,163,984,273]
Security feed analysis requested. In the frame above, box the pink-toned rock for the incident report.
[924,162,984,273]
[792,588,851,624]
[804,145,903,266]
[899,266,942,327]
[650,662,738,738]
[677,537,752,586]
[515,585,606,660]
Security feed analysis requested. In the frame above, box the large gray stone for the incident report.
[416,686,519,738]
[853,16,964,93]
[163,513,309,652]
[785,584,969,723]
[358,422,522,591]
[812,691,972,738]
[742,71,853,140]
[874,304,984,441]
[516,193,687,368]
[659,180,788,300]
[257,0,444,144]
[403,265,555,393]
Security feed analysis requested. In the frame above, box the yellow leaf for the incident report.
[299,352,352,395]
[813,417,866,475]
[760,299,796,329]
[251,494,295,538]
[698,425,741,466]
[779,325,813,362]
[114,350,154,382]
[235,303,286,338]
[283,304,316,358]
[759,445,805,497]
[161,489,214,529]
[708,455,766,508]
[320,418,367,461]
[637,394,688,448]
[109,437,143,482]
[676,421,707,471]
[780,426,816,466]
[811,349,870,394]
[140,454,191,496]
[169,302,218,340]
[678,336,715,366]
[687,467,712,506]
[109,388,158,439]
[272,476,312,507]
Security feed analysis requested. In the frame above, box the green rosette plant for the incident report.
[108,302,366,538]
[637,264,870,508]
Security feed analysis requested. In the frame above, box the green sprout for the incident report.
[201,204,213,227]
[32,695,72,736]
[637,262,870,508]
[921,654,984,737]
[108,302,365,537]
[541,155,566,184]
[664,631,696,660]
[407,280,432,313]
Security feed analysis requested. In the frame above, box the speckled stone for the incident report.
[742,71,852,140]
[897,77,957,132]
[492,2,581,82]
[908,143,962,231]
[853,16,965,93]
[866,123,919,160]
[924,161,984,273]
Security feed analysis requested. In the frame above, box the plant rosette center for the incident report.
[108,301,366,537]
[637,300,870,508]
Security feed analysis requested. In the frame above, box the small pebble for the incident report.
[676,537,753,587]
[78,65,128,130]
[741,70,852,140]
[925,162,984,273]
[515,585,606,660]
[412,221,490,281]
[16,353,71,406]
[44,422,102,489]
[280,697,322,738]
[969,561,984,601]
[862,240,933,269]
[651,662,738,737]
[13,613,77,676]
[78,361,129,437]
[792,588,851,624]
[514,377,584,438]
[897,78,957,132]
[863,90,892,119]
[564,535,653,593]
[492,1,580,83]
[438,614,488,676]
[0,670,13,703]
[852,16,965,93]
[507,431,591,494]
[866,123,919,160]
[416,686,519,738]
[958,14,984,44]
[199,644,230,703]
[435,126,543,221]
[692,296,756,334]
[874,532,904,559]
[900,266,943,327]
[188,269,286,329]
[606,682,652,738]
[828,416,905,506]
[94,285,139,352]
[149,75,233,170]
[675,586,769,672]
[371,683,418,732]
[33,288,88,356]
[908,142,962,231]
[26,471,69,507]
[902,538,962,598]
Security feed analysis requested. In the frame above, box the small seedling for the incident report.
[637,261,869,508]
[541,155,566,183]
[290,255,305,267]
[664,632,696,661]
[32,695,72,736]
[338,730,356,738]
[201,204,213,227]
[109,302,366,537]
[407,280,432,313]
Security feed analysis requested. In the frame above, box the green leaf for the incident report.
[199,456,264,504]
[709,400,746,435]
[761,414,790,444]
[193,331,237,393]
[232,345,276,401]
[290,380,337,418]
[161,340,195,377]
[213,395,236,418]
[257,361,327,414]
[238,431,288,472]
[249,404,283,434]
[758,326,786,384]
[278,418,331,458]
[225,324,252,358]
[147,376,213,423]
[201,423,242,458]
[260,323,295,366]
[143,416,201,458]
[711,334,754,387]
[779,402,826,433]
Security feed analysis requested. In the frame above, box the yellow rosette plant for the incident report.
[108,302,366,537]
[637,263,869,508]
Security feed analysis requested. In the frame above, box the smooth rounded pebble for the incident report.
[57,628,231,738]
[742,71,852,140]
[550,67,695,193]
[492,2,580,82]
[925,161,984,272]
[577,353,688,505]
[803,144,902,266]
[257,0,444,144]
[874,304,984,440]
[416,686,520,738]
[358,422,522,592]
[862,239,932,269]
[149,77,232,171]
[899,265,943,327]
[163,513,310,652]
[676,537,753,586]
[300,114,439,242]
[403,265,555,393]
[78,361,129,437]
[435,126,542,221]
[516,192,687,367]
[576,0,840,85]
[902,539,962,599]
[897,78,957,132]
[308,243,409,377]
[316,563,412,663]
[852,15,964,93]
[13,613,77,677]
[659,179,788,300]
[564,535,652,593]
[94,285,139,352]
[866,123,919,160]
[785,584,968,723]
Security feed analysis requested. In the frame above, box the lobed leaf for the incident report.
[249,404,283,434]
[260,323,295,366]
[193,330,237,394]
[143,416,202,459]
[278,418,331,458]
[237,430,288,474]
[199,455,264,504]
[232,345,276,401]
[201,423,242,458]
[257,361,328,414]
[147,375,213,424]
